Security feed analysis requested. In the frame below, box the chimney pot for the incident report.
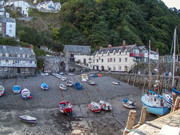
[122,40,126,50]
[108,44,112,50]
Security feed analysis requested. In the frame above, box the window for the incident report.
[101,59,103,62]
[6,60,8,63]
[119,51,121,55]
[119,66,121,70]
[113,67,116,71]
[96,59,98,62]
[10,24,12,28]
[102,53,103,56]
[119,58,121,62]
[108,52,110,56]
[114,52,116,55]
[9,30,12,33]
[107,58,109,62]
[114,58,116,62]
[125,58,127,62]
[125,51,127,55]
[110,58,112,62]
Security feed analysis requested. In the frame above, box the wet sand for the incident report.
[0,74,157,135]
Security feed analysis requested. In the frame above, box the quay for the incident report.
[128,109,180,135]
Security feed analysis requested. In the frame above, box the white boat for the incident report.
[19,115,36,124]
[12,85,21,93]
[112,81,121,85]
[99,100,112,111]
[0,85,5,96]
[56,74,62,79]
[66,81,73,87]
[122,98,136,109]
[41,83,49,90]
[60,72,64,75]
[87,80,96,85]
[68,73,74,76]
[81,74,88,82]
[59,84,67,90]
[21,88,31,99]
[88,101,102,112]
[61,76,67,82]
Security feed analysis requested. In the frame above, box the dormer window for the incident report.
[102,53,103,56]
[114,51,116,55]
[5,53,9,57]
[125,51,127,55]
[108,52,110,56]
[119,51,121,55]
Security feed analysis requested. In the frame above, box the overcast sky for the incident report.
[161,0,180,9]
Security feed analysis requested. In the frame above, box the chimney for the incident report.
[108,44,112,50]
[99,46,103,50]
[30,44,33,50]
[122,40,126,50]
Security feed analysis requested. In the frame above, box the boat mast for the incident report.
[172,26,177,88]
[148,40,151,90]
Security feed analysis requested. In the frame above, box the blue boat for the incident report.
[74,82,82,90]
[141,93,169,115]
[13,85,21,93]
[41,83,49,90]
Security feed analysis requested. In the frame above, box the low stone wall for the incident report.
[100,72,180,90]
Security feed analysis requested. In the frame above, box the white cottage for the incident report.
[36,0,61,12]
[0,7,10,18]
[5,0,30,17]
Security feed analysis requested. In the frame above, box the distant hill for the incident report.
[15,0,180,54]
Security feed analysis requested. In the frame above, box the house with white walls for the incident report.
[36,0,61,12]
[0,7,10,18]
[5,0,30,17]
[0,17,16,37]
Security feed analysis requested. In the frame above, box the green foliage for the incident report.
[55,0,180,55]
[0,37,18,46]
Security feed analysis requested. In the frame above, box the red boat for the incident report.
[88,101,102,112]
[58,101,73,115]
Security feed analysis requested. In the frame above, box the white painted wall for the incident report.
[6,21,16,37]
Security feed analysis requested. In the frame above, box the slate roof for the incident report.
[64,45,91,54]
[0,45,35,55]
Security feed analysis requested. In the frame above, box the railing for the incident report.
[0,63,36,67]
[130,53,144,57]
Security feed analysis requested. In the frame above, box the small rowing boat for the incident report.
[19,115,36,124]
[12,85,21,93]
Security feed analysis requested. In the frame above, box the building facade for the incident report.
[63,45,91,62]
[0,45,37,78]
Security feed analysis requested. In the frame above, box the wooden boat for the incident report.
[88,101,102,112]
[81,74,88,82]
[59,84,67,90]
[61,76,67,82]
[41,83,49,90]
[99,100,112,111]
[74,82,82,90]
[87,80,96,85]
[123,98,136,109]
[12,85,21,93]
[66,81,73,87]
[112,81,121,85]
[58,101,73,115]
[0,85,5,96]
[19,115,36,124]
[21,88,31,99]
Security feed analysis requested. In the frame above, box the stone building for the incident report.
[0,45,36,78]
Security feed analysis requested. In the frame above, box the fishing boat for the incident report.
[162,27,180,107]
[59,84,67,90]
[12,85,21,93]
[141,40,169,115]
[122,98,136,109]
[87,80,96,85]
[21,88,31,99]
[19,115,36,124]
[0,85,5,96]
[81,74,88,82]
[61,76,67,82]
[66,81,73,87]
[74,82,82,90]
[112,81,121,85]
[58,101,73,115]
[99,100,112,111]
[88,101,102,112]
[41,83,49,90]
